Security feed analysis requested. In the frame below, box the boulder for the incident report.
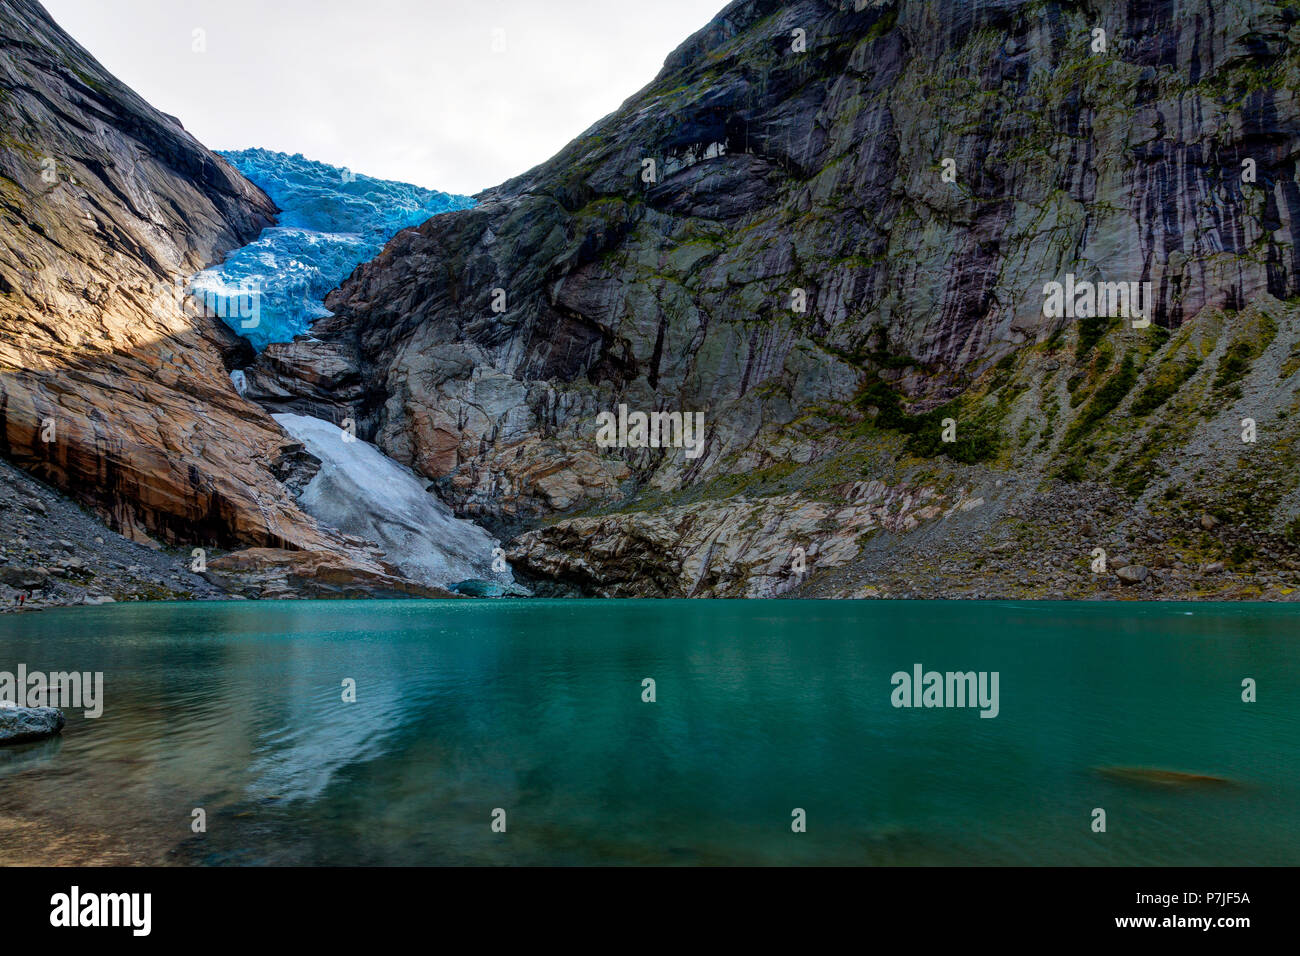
[0,706,65,745]
[0,566,48,590]
[1116,565,1150,585]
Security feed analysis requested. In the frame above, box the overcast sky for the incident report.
[41,0,724,195]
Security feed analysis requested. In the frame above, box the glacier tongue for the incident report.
[273,413,511,590]
[192,149,473,350]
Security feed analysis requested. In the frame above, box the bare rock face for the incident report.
[245,0,1300,595]
[0,457,228,610]
[0,0,288,546]
[203,548,459,600]
[0,0,406,590]
[241,339,365,422]
[254,0,1300,600]
[10,0,1292,600]
[508,480,982,598]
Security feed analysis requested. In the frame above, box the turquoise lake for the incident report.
[0,599,1296,865]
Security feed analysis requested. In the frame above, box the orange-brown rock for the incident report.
[205,548,459,600]
[0,0,331,555]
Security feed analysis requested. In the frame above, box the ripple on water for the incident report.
[0,599,1296,865]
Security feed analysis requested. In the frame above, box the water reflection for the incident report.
[0,599,1296,865]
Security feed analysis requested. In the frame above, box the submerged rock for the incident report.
[1095,766,1237,788]
[0,706,65,745]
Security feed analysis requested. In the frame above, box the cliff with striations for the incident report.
[254,0,1300,598]
[0,0,452,599]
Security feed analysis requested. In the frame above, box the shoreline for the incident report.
[4,589,1300,617]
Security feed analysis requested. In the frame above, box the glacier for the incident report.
[191,149,473,350]
[273,413,518,591]
[200,156,513,594]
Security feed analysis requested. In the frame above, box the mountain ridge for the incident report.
[256,0,1300,599]
[3,0,1300,603]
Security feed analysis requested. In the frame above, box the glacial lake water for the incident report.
[0,599,1296,866]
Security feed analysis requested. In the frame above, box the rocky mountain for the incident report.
[0,0,452,601]
[249,0,1300,599]
[4,0,1300,604]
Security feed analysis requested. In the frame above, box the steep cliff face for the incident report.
[261,0,1300,598]
[0,0,449,598]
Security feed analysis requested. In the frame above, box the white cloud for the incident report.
[41,0,724,194]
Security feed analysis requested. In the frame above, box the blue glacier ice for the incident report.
[190,149,473,351]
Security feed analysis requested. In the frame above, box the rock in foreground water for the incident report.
[1096,766,1235,788]
[0,706,65,745]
